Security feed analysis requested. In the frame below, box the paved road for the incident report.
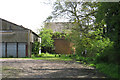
[1,59,107,78]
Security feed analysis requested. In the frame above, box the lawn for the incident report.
[31,53,73,61]
[0,53,73,61]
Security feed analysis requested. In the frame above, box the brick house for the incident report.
[45,22,73,33]
[0,18,40,57]
[44,22,74,54]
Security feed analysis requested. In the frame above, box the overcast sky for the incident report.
[0,0,55,33]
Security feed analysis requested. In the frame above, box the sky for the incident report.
[0,0,55,33]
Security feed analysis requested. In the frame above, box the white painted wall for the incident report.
[38,38,41,54]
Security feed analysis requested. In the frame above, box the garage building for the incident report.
[0,18,40,58]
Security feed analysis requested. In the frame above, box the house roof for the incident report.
[44,22,74,33]
[0,18,40,37]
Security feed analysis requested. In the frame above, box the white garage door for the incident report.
[2,43,5,57]
[18,43,26,57]
[7,43,17,57]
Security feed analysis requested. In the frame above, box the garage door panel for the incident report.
[18,43,26,57]
[0,43,2,57]
[2,43,5,57]
[7,43,17,57]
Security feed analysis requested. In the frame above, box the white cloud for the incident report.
[0,0,54,32]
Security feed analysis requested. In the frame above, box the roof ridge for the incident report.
[0,18,29,30]
[0,18,39,37]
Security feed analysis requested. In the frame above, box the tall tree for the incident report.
[45,0,98,55]
[96,2,120,49]
[96,2,120,63]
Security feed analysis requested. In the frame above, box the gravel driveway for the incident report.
[1,59,107,78]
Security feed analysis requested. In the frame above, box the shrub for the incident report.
[96,63,119,78]
[39,28,54,53]
[31,54,35,58]
[89,64,96,67]
[37,53,45,57]
[32,41,40,55]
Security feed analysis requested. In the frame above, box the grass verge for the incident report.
[75,56,120,79]
[0,53,72,61]
[31,53,72,61]
[96,63,120,79]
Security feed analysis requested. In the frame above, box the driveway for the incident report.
[1,59,107,78]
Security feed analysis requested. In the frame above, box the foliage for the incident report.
[46,1,120,58]
[96,2,120,45]
[96,63,120,79]
[89,64,96,67]
[45,1,99,56]
[31,53,72,61]
[51,2,98,55]
[87,29,114,57]
[69,25,113,58]
[96,2,120,49]
[31,53,45,57]
[52,31,70,40]
[32,41,40,55]
[52,32,65,38]
[39,28,54,53]
[44,1,120,78]
[31,54,35,58]
[37,53,45,57]
[46,1,98,23]
[95,2,120,64]
[46,1,114,58]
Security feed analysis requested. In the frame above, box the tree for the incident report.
[39,28,54,53]
[96,2,120,49]
[45,1,98,56]
[46,1,97,23]
[96,2,120,63]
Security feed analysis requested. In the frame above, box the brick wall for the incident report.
[54,39,73,54]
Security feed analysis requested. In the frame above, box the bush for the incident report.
[39,28,54,53]
[95,44,120,64]
[37,53,45,57]
[71,54,79,60]
[96,63,119,79]
[89,64,96,67]
[31,54,35,58]
[32,41,40,55]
